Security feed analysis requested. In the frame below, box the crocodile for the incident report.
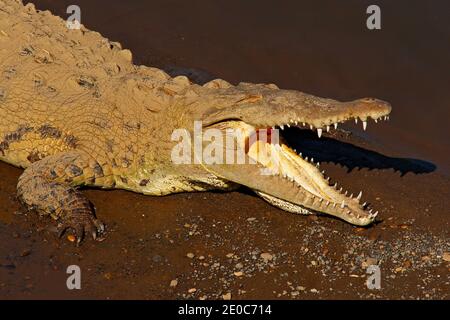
[0,0,392,244]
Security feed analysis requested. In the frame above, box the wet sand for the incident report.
[1,0,449,299]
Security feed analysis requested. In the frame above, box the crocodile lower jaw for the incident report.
[228,113,390,226]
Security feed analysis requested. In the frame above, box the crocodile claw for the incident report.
[57,216,105,245]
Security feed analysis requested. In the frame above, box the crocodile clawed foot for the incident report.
[16,151,107,245]
[57,215,105,245]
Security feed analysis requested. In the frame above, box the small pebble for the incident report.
[260,252,273,262]
[361,257,378,269]
[403,260,412,268]
[20,249,31,257]
[443,252,450,262]
[152,255,162,263]
[170,279,178,287]
[223,292,232,300]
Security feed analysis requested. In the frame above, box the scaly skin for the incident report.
[0,1,392,243]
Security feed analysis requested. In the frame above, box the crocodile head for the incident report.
[170,81,392,226]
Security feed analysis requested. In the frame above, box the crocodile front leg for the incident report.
[17,151,105,244]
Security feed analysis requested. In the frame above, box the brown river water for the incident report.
[0,0,448,299]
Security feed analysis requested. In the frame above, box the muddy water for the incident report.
[0,0,448,299]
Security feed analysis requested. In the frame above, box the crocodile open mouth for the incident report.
[206,107,391,226]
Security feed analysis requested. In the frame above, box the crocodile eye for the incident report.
[362,98,376,102]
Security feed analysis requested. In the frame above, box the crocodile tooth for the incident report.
[286,123,290,127]
[362,120,367,131]
[305,156,308,161]
[339,187,343,192]
[355,118,358,124]
[341,200,345,208]
[374,118,378,123]
[362,202,367,207]
[280,124,284,130]
[350,193,353,198]
[325,201,330,206]
[356,191,362,200]
[326,125,330,132]
[311,157,314,163]
[295,120,298,125]
[302,122,306,126]
[344,191,348,196]
[334,123,338,129]
[332,203,336,208]
[310,124,313,130]
[317,128,322,138]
